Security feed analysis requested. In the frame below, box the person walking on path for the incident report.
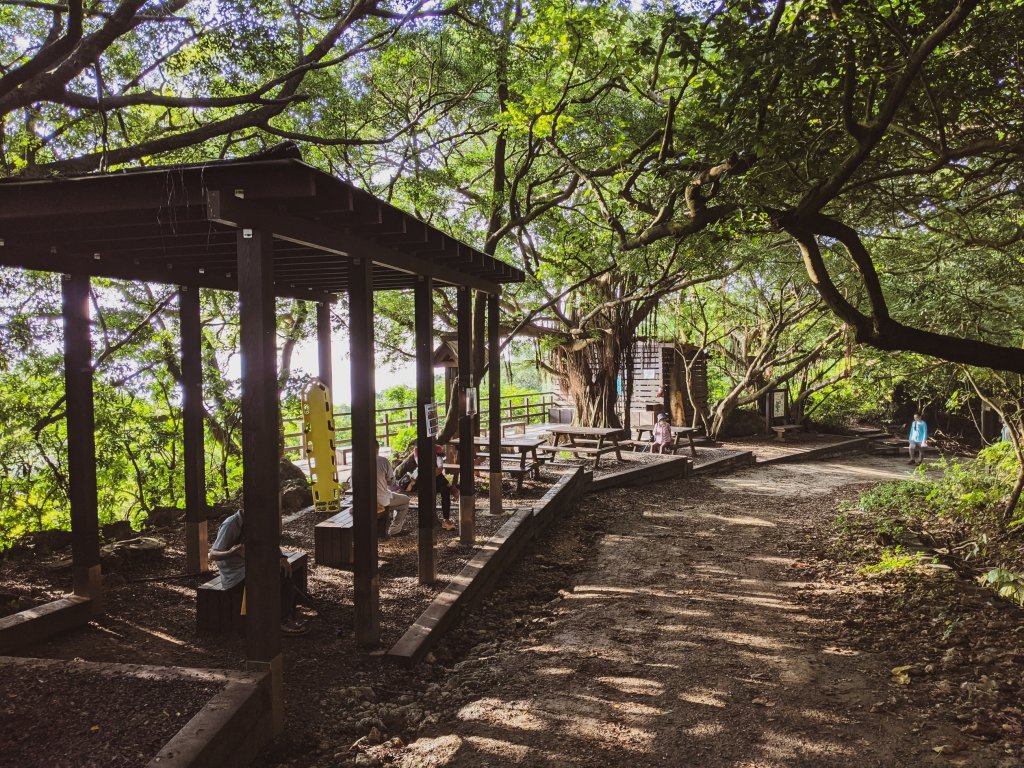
[376,442,411,536]
[908,413,928,465]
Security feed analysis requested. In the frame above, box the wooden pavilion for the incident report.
[0,153,522,729]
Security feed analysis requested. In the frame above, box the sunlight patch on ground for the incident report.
[457,699,546,731]
[536,666,575,676]
[693,511,777,527]
[594,676,664,697]
[677,689,730,708]
[700,627,799,651]
[728,594,804,612]
[109,616,194,649]
[571,585,683,599]
[761,729,856,758]
[464,735,531,760]
[400,734,462,765]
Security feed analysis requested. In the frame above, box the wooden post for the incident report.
[62,273,102,611]
[237,229,284,731]
[414,276,437,584]
[349,257,380,645]
[179,285,208,574]
[457,286,475,543]
[488,292,502,515]
[316,300,333,394]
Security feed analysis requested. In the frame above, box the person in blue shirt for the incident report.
[907,413,928,465]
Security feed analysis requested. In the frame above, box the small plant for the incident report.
[861,546,923,575]
[857,479,933,519]
[977,567,1024,608]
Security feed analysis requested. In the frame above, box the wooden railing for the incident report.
[282,391,563,463]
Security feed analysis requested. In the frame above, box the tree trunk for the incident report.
[556,341,621,428]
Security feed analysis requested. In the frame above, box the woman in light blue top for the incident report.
[907,413,928,465]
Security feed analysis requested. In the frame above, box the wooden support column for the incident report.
[237,229,284,731]
[415,276,437,584]
[316,300,333,394]
[62,274,102,611]
[349,257,380,645]
[457,286,475,545]
[488,292,502,515]
[179,285,208,574]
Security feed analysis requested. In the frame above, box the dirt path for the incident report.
[392,457,1014,768]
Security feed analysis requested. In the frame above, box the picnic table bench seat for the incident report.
[198,550,307,634]
[536,442,621,468]
[442,461,540,492]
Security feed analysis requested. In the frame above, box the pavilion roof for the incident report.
[0,156,523,299]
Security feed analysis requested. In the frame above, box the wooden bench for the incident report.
[443,461,540,493]
[771,424,804,442]
[314,506,388,570]
[536,442,620,469]
[197,550,307,635]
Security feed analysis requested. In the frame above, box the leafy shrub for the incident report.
[861,546,923,574]
[978,567,1024,607]
[857,479,933,520]
[389,426,417,456]
[925,442,1019,523]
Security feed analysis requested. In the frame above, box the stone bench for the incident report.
[771,424,804,442]
[197,550,307,635]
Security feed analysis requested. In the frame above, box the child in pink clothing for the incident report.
[652,413,673,454]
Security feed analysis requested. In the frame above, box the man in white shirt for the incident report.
[376,442,410,536]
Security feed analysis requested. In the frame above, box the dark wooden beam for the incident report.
[179,285,208,574]
[207,191,503,294]
[61,273,102,610]
[0,160,317,221]
[415,276,437,585]
[237,229,283,677]
[348,256,380,646]
[316,301,333,394]
[457,286,475,545]
[488,292,502,516]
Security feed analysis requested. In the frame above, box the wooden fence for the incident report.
[282,391,562,463]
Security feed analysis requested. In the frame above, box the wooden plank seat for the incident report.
[771,424,804,442]
[197,550,307,634]
[536,442,620,468]
[314,506,387,570]
[443,461,540,492]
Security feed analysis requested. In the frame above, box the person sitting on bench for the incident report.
[402,444,457,531]
[376,442,411,536]
[208,508,310,636]
[652,413,673,454]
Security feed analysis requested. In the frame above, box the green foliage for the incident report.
[861,547,923,575]
[925,443,1020,524]
[389,426,417,456]
[857,480,934,521]
[978,568,1024,608]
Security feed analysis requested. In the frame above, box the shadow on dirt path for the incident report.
[395,457,1013,768]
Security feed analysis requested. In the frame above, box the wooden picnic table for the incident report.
[436,436,547,493]
[634,425,698,457]
[539,425,625,469]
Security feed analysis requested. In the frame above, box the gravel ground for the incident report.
[0,661,220,768]
[5,452,1020,767]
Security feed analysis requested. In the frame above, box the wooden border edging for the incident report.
[587,456,690,493]
[0,656,270,768]
[756,437,870,465]
[386,468,585,666]
[0,595,93,654]
[692,451,756,476]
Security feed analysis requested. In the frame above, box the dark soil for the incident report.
[0,661,220,768]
